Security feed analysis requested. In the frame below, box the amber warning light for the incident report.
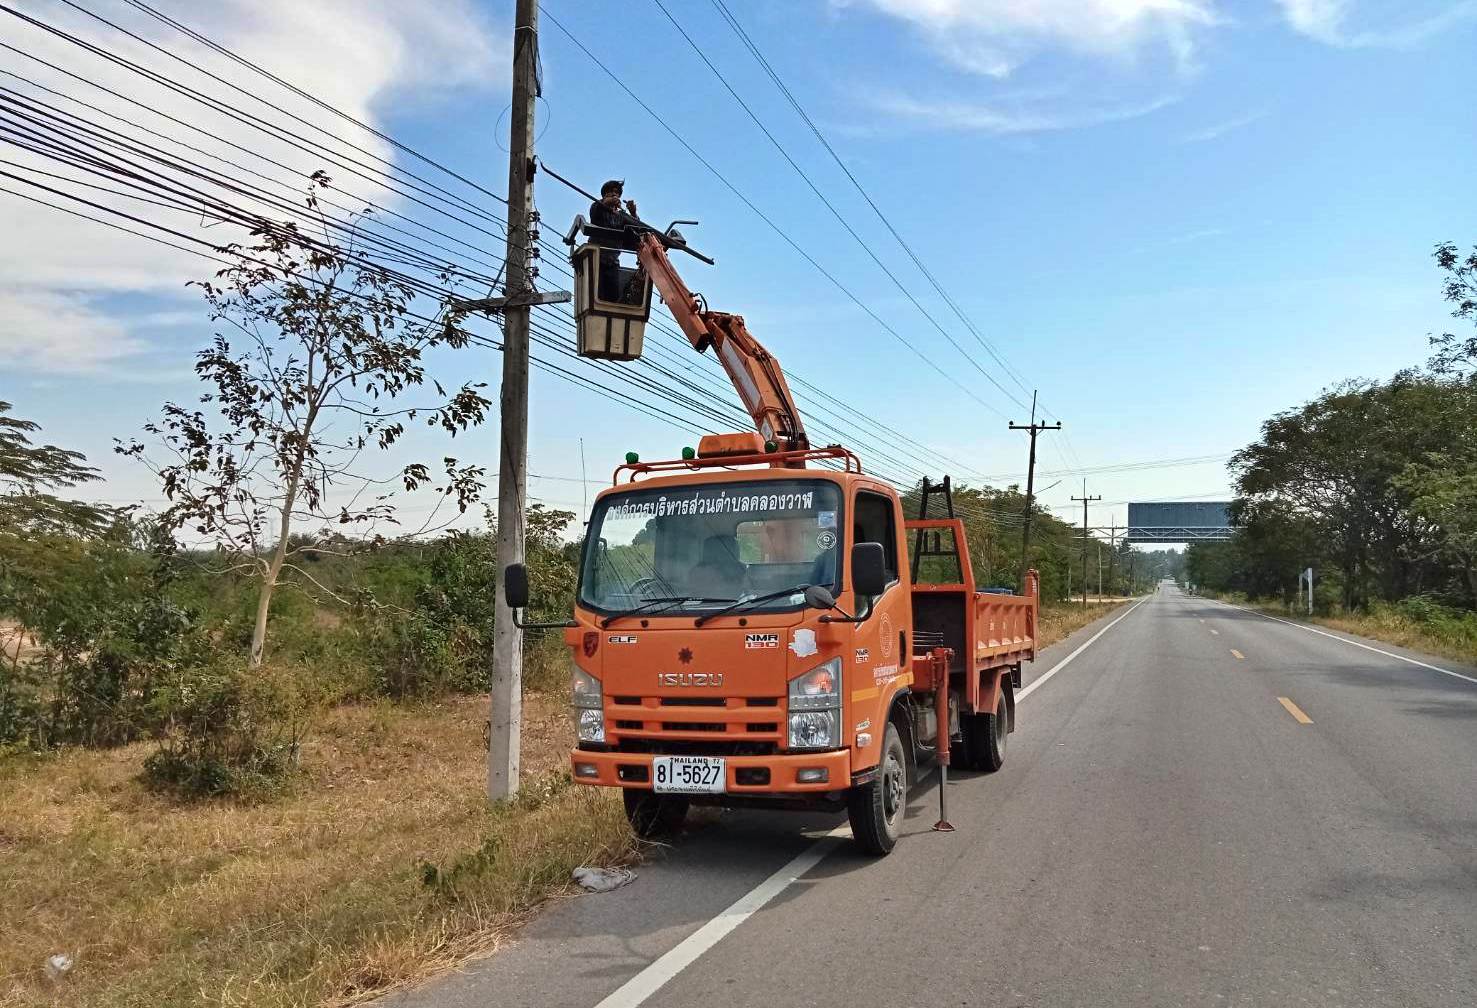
[697,432,766,458]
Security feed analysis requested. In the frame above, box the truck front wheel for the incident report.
[623,790,689,840]
[961,693,1008,773]
[847,722,907,855]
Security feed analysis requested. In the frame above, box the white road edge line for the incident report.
[594,596,1150,1008]
[1219,601,1477,688]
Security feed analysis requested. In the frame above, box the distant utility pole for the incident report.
[1009,390,1061,590]
[1107,522,1117,599]
[1071,479,1100,610]
[487,0,540,801]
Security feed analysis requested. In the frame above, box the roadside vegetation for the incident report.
[1188,243,1477,662]
[1214,592,1477,667]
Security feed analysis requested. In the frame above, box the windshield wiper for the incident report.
[693,584,814,627]
[602,595,735,628]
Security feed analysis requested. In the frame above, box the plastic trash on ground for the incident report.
[44,954,74,982]
[572,866,635,893]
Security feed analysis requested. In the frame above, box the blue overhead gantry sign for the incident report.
[1125,502,1233,543]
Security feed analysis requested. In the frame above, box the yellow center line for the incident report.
[1230,649,1245,660]
[1277,696,1313,724]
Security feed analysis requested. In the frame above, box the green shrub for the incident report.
[142,661,308,799]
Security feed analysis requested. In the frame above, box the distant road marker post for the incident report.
[1277,696,1313,724]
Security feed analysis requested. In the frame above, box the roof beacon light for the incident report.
[697,432,766,459]
[625,451,640,464]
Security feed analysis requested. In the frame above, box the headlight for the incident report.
[788,710,837,750]
[576,708,606,743]
[788,657,841,711]
[572,668,604,742]
[788,657,841,749]
[571,667,602,710]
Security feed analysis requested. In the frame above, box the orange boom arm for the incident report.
[637,233,808,454]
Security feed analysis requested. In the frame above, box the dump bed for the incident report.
[906,518,1037,712]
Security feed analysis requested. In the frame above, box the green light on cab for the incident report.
[681,446,696,460]
[625,451,640,464]
[764,440,779,453]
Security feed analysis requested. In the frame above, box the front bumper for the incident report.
[570,747,853,794]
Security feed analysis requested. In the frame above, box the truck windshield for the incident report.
[579,479,843,616]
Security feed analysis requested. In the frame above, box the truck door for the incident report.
[851,489,909,698]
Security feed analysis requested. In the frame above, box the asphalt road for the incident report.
[387,585,1477,1008]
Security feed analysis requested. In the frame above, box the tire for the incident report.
[623,789,689,840]
[847,722,907,855]
[961,693,1008,773]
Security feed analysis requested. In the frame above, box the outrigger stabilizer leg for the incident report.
[931,649,955,833]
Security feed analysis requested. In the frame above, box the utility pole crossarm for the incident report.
[455,290,571,312]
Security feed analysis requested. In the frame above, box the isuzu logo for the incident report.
[659,672,725,688]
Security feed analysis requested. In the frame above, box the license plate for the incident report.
[652,756,726,794]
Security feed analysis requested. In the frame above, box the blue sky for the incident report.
[3,0,1475,534]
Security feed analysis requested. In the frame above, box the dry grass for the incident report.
[1036,599,1130,650]
[1230,598,1477,666]
[0,693,633,1008]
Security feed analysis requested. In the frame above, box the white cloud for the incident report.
[0,0,503,373]
[839,0,1222,77]
[1179,109,1268,143]
[1276,0,1477,47]
[0,288,146,374]
[834,1,1215,135]
[870,91,1179,134]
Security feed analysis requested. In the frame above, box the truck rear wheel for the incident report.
[847,722,906,855]
[961,693,1008,773]
[623,790,689,840]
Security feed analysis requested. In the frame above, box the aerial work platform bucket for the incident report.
[572,242,650,361]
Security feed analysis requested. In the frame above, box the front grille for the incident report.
[608,695,785,757]
[613,738,778,757]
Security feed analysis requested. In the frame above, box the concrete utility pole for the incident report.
[1107,522,1117,599]
[1009,390,1061,590]
[1071,480,1100,610]
[488,0,540,801]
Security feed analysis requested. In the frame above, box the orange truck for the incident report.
[503,201,1037,854]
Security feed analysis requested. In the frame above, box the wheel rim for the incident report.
[882,750,904,827]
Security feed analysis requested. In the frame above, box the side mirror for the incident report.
[804,584,836,611]
[851,542,887,598]
[503,563,529,610]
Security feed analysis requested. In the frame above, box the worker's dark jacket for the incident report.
[589,200,639,303]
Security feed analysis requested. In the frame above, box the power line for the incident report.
[707,0,1038,403]
[650,0,1030,415]
[538,4,1014,422]
[117,0,511,210]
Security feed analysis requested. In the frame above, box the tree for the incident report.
[0,400,113,536]
[121,175,490,668]
[1427,242,1477,380]
[1230,377,1454,608]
